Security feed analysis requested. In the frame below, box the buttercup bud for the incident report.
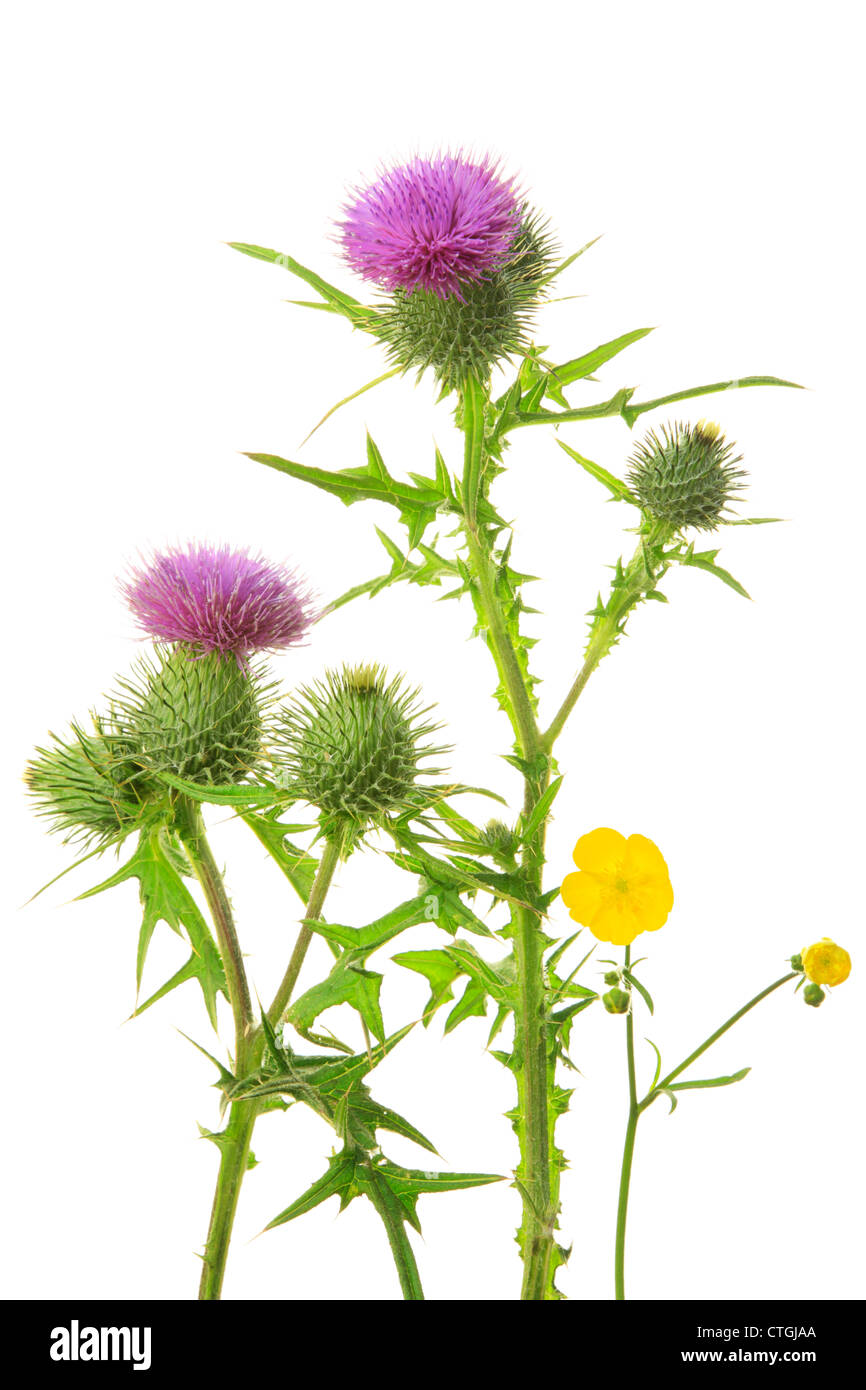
[803,983,825,1008]
[603,987,631,1015]
[604,970,621,986]
[790,953,804,973]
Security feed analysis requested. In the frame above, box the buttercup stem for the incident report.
[614,945,638,1301]
[614,967,798,1300]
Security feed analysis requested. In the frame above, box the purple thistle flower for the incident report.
[338,153,523,298]
[122,544,315,664]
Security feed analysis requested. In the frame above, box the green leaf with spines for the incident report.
[78,828,227,1028]
[391,949,464,1024]
[443,977,489,1034]
[544,327,655,392]
[155,771,285,808]
[672,544,751,599]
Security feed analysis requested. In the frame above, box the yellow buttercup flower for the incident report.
[801,938,851,987]
[560,827,673,947]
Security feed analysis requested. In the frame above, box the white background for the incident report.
[2,1,863,1302]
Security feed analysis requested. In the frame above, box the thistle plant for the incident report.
[28,152,851,1302]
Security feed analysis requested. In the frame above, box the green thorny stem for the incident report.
[614,965,797,1300]
[542,520,672,750]
[175,795,340,1301]
[460,385,562,1299]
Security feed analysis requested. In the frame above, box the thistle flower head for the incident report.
[339,153,523,298]
[26,716,155,847]
[115,647,268,787]
[274,663,446,854]
[626,420,747,532]
[122,544,314,664]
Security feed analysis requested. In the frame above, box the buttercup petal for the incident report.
[589,898,642,947]
[560,871,602,924]
[624,833,670,879]
[637,878,674,932]
[573,827,627,875]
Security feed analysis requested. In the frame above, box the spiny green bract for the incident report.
[26,716,155,847]
[274,664,445,853]
[372,211,557,392]
[626,420,747,532]
[117,645,267,786]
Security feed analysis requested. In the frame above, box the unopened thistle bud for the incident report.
[26,717,154,847]
[117,647,267,786]
[603,987,631,1015]
[274,664,446,854]
[626,420,747,532]
[338,153,556,390]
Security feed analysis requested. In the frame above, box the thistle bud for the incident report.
[117,646,267,786]
[480,818,519,865]
[274,665,445,854]
[26,717,154,847]
[626,421,746,532]
[803,983,825,1008]
[603,987,631,1015]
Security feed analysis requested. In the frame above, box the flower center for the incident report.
[615,877,630,894]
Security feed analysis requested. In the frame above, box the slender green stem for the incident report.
[265,838,341,1033]
[614,967,797,1300]
[177,797,254,1054]
[639,972,796,1112]
[459,404,557,1298]
[614,946,638,1301]
[542,523,671,751]
[365,1170,425,1301]
[190,821,340,1301]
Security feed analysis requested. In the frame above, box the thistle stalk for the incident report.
[460,389,557,1299]
[177,794,340,1300]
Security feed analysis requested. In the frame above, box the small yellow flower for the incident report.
[801,938,851,987]
[560,827,673,947]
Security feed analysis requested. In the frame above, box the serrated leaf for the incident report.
[240,811,322,907]
[676,548,751,599]
[392,948,464,1023]
[556,440,638,504]
[265,1152,358,1230]
[245,451,443,521]
[78,829,227,1027]
[288,959,386,1043]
